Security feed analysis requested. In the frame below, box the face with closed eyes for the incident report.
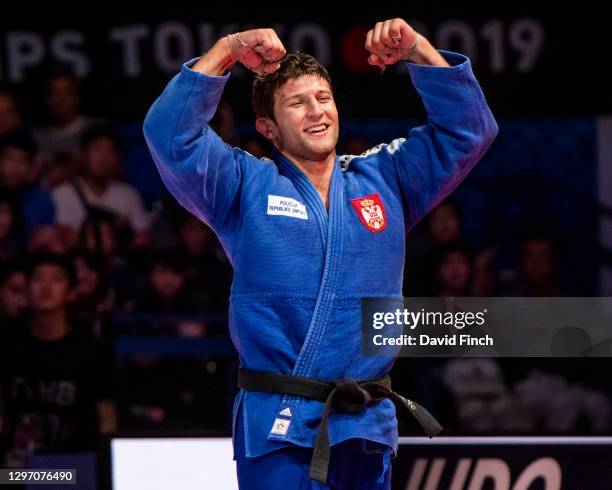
[257,75,339,163]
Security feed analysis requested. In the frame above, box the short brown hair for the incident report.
[251,53,332,120]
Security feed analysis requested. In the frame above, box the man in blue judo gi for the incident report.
[144,17,498,489]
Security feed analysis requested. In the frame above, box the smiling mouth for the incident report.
[304,124,330,135]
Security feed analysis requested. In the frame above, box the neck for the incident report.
[83,175,111,195]
[280,149,335,208]
[31,310,69,340]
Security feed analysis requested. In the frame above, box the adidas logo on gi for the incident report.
[279,407,292,417]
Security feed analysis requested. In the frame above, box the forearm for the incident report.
[403,35,450,67]
[192,37,237,76]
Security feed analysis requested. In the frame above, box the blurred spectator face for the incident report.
[28,226,68,254]
[521,239,554,285]
[82,221,117,257]
[47,75,80,124]
[180,216,212,257]
[0,201,15,240]
[429,202,460,244]
[0,92,21,136]
[84,136,120,181]
[150,264,184,301]
[437,250,471,294]
[0,145,31,188]
[0,271,28,318]
[29,263,72,312]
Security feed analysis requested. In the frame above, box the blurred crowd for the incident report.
[0,72,609,469]
[397,200,611,436]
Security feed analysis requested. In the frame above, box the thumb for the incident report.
[368,53,385,67]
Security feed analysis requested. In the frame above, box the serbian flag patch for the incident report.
[351,193,387,232]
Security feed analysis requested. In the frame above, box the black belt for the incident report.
[237,368,443,483]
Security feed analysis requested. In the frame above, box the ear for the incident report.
[255,117,279,142]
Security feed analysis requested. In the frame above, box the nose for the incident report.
[306,98,325,120]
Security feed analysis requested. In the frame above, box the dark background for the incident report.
[1,5,609,121]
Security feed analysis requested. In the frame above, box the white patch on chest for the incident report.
[267,195,308,220]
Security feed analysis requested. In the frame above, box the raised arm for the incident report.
[364,18,498,229]
[143,29,285,231]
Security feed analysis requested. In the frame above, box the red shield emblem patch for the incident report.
[351,193,387,232]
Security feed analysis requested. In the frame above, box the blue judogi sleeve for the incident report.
[388,51,498,229]
[142,60,241,233]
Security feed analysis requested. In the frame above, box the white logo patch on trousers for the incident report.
[270,417,291,436]
[267,195,308,220]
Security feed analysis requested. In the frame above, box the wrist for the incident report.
[192,37,237,76]
[401,35,450,67]
[399,32,421,62]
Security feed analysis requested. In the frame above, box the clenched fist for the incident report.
[228,28,287,75]
[365,18,420,68]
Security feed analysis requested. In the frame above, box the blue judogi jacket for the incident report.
[143,51,498,459]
